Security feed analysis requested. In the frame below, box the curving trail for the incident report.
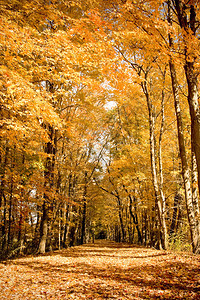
[0,240,199,299]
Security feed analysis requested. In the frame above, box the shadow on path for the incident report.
[2,240,200,299]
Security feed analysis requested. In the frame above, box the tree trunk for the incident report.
[168,0,199,252]
[158,74,168,250]
[38,125,56,253]
[129,195,142,244]
[117,196,126,242]
[174,0,200,197]
[191,145,200,243]
[2,194,7,251]
[81,172,87,244]
[18,212,24,254]
[0,146,9,208]
[169,192,182,237]
[38,201,48,254]
[142,79,167,250]
[185,61,200,197]
[7,176,13,252]
[1,146,9,252]
[169,58,199,253]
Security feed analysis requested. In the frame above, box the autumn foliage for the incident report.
[1,241,199,299]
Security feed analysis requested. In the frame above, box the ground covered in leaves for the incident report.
[0,240,199,299]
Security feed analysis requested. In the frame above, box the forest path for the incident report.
[0,240,199,299]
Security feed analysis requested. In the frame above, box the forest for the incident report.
[0,0,200,259]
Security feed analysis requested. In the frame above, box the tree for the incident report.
[167,0,200,253]
[1,0,199,256]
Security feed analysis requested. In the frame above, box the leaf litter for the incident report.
[0,240,199,299]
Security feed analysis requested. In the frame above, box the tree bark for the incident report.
[81,172,87,244]
[170,192,182,237]
[128,195,142,243]
[117,195,126,242]
[168,0,200,253]
[141,78,167,250]
[191,144,200,240]
[7,180,13,252]
[169,52,199,253]
[38,125,56,254]
[38,201,48,254]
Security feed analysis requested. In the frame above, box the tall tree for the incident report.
[168,0,200,253]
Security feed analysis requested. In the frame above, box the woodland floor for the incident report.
[0,240,200,300]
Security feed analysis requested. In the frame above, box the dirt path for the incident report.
[0,240,199,299]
